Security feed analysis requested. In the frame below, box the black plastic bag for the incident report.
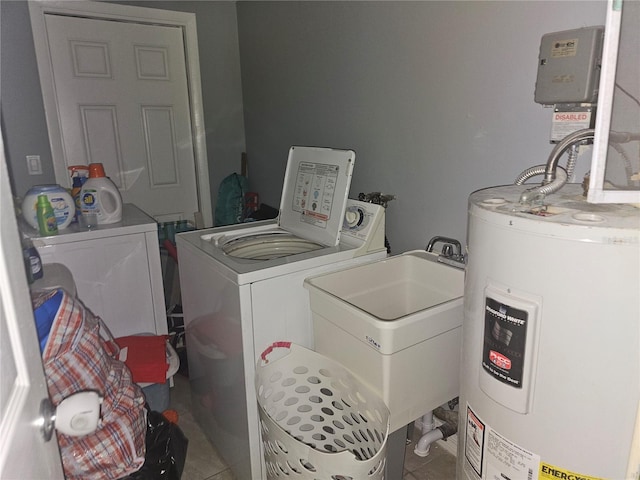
[124,409,188,480]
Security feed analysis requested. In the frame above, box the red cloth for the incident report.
[116,335,169,384]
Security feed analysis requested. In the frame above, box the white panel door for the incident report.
[43,14,199,223]
[0,135,64,478]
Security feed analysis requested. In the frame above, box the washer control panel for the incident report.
[341,199,384,243]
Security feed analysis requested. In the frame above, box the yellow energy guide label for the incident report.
[539,463,606,480]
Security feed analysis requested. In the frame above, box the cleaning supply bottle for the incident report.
[37,194,58,236]
[68,165,90,223]
[21,232,43,283]
[22,185,75,230]
[80,163,123,224]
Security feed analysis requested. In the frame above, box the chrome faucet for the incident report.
[426,236,465,268]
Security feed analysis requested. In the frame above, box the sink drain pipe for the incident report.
[413,411,458,457]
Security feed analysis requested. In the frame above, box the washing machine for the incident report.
[176,146,388,480]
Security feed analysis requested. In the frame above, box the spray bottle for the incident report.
[68,165,89,223]
[80,163,123,224]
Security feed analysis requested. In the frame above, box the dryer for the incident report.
[176,146,388,479]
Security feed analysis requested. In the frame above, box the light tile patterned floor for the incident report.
[170,374,457,479]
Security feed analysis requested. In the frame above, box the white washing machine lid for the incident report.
[277,146,355,247]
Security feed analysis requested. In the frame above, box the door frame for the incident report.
[29,0,213,227]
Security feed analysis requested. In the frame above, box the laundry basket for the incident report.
[255,342,390,479]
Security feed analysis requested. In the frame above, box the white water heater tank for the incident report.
[458,184,639,480]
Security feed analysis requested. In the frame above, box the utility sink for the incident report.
[304,250,464,432]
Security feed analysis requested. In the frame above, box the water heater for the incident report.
[458,184,639,480]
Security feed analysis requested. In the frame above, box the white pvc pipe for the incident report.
[413,411,437,457]
[414,427,443,457]
[420,411,435,435]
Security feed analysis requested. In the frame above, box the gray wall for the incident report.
[236,1,606,254]
[2,0,607,253]
[1,0,55,193]
[1,0,246,212]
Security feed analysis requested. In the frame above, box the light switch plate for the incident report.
[27,155,42,175]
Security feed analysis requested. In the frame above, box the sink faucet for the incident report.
[426,236,461,256]
[426,236,465,267]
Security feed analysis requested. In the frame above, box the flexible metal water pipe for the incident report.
[517,166,568,204]
[543,128,595,185]
[515,128,594,203]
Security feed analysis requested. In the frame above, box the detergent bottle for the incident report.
[68,165,89,223]
[36,194,59,236]
[80,163,123,224]
[22,184,75,230]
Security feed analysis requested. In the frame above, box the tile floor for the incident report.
[169,373,457,480]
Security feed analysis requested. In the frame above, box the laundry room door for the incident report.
[30,2,212,226]
[0,135,64,479]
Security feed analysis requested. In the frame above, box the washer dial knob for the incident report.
[345,210,360,227]
[343,206,367,230]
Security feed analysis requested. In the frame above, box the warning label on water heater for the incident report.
[464,404,541,480]
[482,297,528,388]
[464,406,486,477]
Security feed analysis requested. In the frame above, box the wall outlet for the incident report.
[26,155,42,175]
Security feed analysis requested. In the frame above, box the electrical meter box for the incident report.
[534,26,604,105]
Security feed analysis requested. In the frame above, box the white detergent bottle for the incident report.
[80,163,123,224]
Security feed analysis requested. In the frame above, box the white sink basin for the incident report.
[304,250,464,432]
[305,250,464,354]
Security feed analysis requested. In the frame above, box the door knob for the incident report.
[39,391,102,441]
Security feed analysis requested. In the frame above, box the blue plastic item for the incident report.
[33,289,63,353]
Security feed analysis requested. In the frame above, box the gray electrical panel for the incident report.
[534,26,604,105]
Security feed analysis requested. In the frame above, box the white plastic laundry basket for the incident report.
[255,342,390,479]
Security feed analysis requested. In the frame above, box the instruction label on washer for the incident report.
[292,162,339,227]
[465,405,540,480]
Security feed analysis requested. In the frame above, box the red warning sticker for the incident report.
[489,350,512,370]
